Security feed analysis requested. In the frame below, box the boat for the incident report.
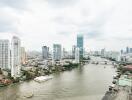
[109,84,116,88]
[23,93,34,98]
[34,75,53,83]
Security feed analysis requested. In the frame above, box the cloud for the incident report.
[0,19,15,32]
[0,0,27,10]
[0,0,132,51]
[0,8,17,33]
[50,0,116,37]
[0,0,29,33]
[46,0,79,8]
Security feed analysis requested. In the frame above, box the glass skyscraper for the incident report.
[53,44,62,61]
[42,46,49,59]
[77,34,83,59]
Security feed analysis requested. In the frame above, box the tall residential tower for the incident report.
[53,44,61,61]
[77,34,84,59]
[0,40,10,69]
[42,46,49,60]
[72,45,76,59]
[11,36,21,77]
[75,47,80,63]
[21,47,27,65]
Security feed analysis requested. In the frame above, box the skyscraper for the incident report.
[21,47,27,65]
[0,40,10,69]
[72,45,76,59]
[53,44,61,61]
[126,46,129,53]
[130,48,132,53]
[62,48,66,59]
[75,47,80,63]
[42,46,49,59]
[77,34,83,59]
[120,49,123,54]
[101,48,105,57]
[11,36,21,77]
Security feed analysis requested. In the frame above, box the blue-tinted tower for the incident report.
[77,34,83,59]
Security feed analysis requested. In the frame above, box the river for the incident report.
[0,57,116,100]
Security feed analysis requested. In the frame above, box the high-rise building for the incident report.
[72,45,76,59]
[120,49,123,54]
[11,36,21,77]
[75,47,80,63]
[42,46,49,59]
[21,47,27,65]
[62,48,66,59]
[101,48,105,57]
[0,40,10,69]
[53,44,61,61]
[126,46,129,53]
[62,48,69,59]
[77,34,83,59]
[130,48,132,53]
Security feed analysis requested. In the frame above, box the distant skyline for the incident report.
[0,0,132,51]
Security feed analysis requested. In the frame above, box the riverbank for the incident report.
[102,63,132,100]
[0,62,81,88]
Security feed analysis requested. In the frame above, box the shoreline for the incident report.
[102,62,132,100]
[0,63,81,88]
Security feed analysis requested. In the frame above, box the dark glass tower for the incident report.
[77,34,83,59]
[42,46,49,59]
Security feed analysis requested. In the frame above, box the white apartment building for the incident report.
[11,36,21,77]
[21,47,27,65]
[0,40,10,69]
[75,47,80,63]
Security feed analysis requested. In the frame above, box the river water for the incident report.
[0,57,116,100]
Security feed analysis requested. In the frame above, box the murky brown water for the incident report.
[0,57,116,100]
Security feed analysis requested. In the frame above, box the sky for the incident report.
[0,0,132,52]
